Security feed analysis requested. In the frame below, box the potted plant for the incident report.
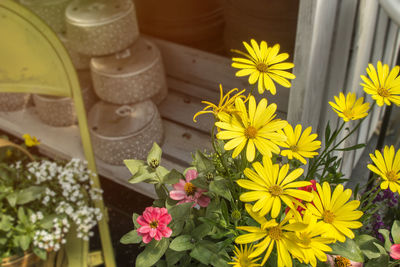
[0,135,103,266]
[121,39,400,266]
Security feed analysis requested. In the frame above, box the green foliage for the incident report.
[329,238,364,262]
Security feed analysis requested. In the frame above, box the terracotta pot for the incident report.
[1,252,42,267]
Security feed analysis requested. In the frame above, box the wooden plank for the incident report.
[287,0,339,130]
[0,106,211,198]
[149,36,290,113]
[317,0,359,139]
[366,8,389,139]
[340,0,379,176]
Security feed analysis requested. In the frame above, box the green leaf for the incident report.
[129,168,157,184]
[364,253,389,267]
[132,213,140,228]
[192,223,212,240]
[136,238,169,267]
[209,178,232,201]
[156,166,170,183]
[210,253,230,267]
[155,260,167,267]
[378,229,392,251]
[39,214,57,229]
[155,184,168,199]
[17,207,28,225]
[193,151,214,173]
[19,235,31,251]
[33,247,47,260]
[191,176,209,190]
[163,169,183,185]
[329,238,364,262]
[169,235,195,251]
[147,143,162,167]
[391,220,400,244]
[168,202,192,236]
[0,215,12,231]
[355,235,382,259]
[6,192,17,207]
[16,186,45,205]
[165,249,185,266]
[325,122,331,145]
[120,230,141,244]
[336,143,365,151]
[124,159,146,176]
[189,240,218,265]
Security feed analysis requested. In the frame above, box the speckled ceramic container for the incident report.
[90,38,168,105]
[0,93,30,112]
[19,0,70,33]
[88,100,163,165]
[33,71,98,126]
[65,0,139,56]
[59,33,91,70]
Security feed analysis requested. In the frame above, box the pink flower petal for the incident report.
[390,244,400,260]
[149,228,157,238]
[160,227,172,238]
[137,225,151,234]
[170,190,187,200]
[173,180,186,190]
[137,216,148,226]
[197,195,210,207]
[142,234,153,244]
[185,169,198,181]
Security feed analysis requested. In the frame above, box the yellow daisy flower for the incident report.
[360,61,400,106]
[229,244,261,267]
[306,182,363,242]
[238,156,313,218]
[22,133,40,147]
[279,124,321,164]
[231,39,295,95]
[367,145,400,193]
[235,204,307,266]
[215,95,287,162]
[193,84,246,122]
[328,92,370,122]
[290,212,334,267]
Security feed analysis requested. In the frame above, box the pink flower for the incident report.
[390,244,400,260]
[326,255,363,267]
[136,207,172,244]
[169,169,210,208]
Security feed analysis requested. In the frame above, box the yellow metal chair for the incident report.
[0,1,116,266]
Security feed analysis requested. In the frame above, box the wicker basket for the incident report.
[65,0,139,56]
[90,38,168,105]
[88,100,163,165]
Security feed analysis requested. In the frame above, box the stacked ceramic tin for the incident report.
[15,0,98,124]
[64,0,165,165]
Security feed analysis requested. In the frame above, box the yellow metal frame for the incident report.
[0,1,116,266]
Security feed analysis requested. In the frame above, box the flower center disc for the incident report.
[386,170,398,182]
[149,220,159,228]
[256,63,269,73]
[184,182,196,196]
[269,185,284,196]
[334,256,351,267]
[268,226,282,240]
[342,109,355,119]
[290,145,299,152]
[323,210,336,224]
[377,87,390,97]
[244,126,258,139]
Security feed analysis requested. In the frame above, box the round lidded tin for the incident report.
[90,38,168,105]
[88,100,163,165]
[59,33,91,70]
[0,93,30,112]
[33,70,98,127]
[19,0,71,33]
[65,0,139,56]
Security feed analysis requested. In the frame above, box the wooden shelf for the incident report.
[0,92,212,198]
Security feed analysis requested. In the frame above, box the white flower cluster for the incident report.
[33,218,70,252]
[24,158,103,244]
[30,211,44,224]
